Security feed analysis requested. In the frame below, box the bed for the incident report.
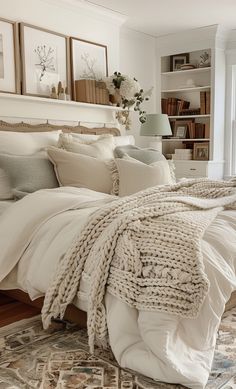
[0,120,236,389]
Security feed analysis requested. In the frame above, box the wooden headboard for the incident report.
[0,120,120,136]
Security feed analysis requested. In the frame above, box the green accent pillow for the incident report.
[114,145,165,164]
[0,153,59,199]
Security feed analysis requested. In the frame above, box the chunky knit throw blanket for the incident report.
[42,179,236,351]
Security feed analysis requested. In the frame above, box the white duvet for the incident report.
[0,187,236,389]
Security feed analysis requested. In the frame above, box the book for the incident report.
[74,79,90,102]
[188,122,195,139]
[195,123,205,138]
[162,98,190,116]
[200,91,206,115]
[161,98,168,114]
[205,91,211,114]
[205,122,210,138]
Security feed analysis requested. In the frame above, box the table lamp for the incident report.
[140,113,172,153]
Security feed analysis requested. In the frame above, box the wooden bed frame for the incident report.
[2,289,236,326]
[0,119,235,328]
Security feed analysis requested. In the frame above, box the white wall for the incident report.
[0,0,121,74]
[0,0,157,136]
[119,26,156,145]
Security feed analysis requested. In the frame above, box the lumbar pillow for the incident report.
[115,156,173,196]
[0,153,59,199]
[0,131,61,155]
[47,147,114,194]
[64,133,135,148]
[58,133,114,159]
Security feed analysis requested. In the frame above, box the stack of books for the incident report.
[75,79,109,105]
[161,98,190,116]
[188,122,210,139]
[172,149,193,160]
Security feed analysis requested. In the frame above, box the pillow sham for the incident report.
[0,153,59,199]
[114,145,165,164]
[47,147,113,194]
[58,133,114,159]
[0,130,61,155]
[114,145,176,184]
[115,156,173,197]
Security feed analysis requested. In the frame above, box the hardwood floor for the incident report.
[0,292,40,328]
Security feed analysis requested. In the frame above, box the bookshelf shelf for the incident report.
[161,86,211,93]
[163,138,210,142]
[168,114,211,119]
[161,67,211,76]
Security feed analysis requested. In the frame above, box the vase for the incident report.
[110,90,122,106]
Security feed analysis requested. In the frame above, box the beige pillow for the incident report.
[115,156,173,196]
[47,147,113,194]
[0,168,12,200]
[58,133,114,159]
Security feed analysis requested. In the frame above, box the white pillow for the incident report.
[62,133,135,148]
[113,135,135,147]
[47,147,113,194]
[0,131,61,155]
[115,156,173,196]
[58,133,114,159]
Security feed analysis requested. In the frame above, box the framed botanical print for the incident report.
[20,23,70,98]
[70,37,108,100]
[0,18,20,94]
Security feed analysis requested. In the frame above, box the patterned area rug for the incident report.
[0,308,236,389]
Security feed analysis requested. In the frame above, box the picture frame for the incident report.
[20,23,70,98]
[70,36,108,100]
[170,53,190,72]
[193,142,209,160]
[0,18,20,94]
[173,120,191,138]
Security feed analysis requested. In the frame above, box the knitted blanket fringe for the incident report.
[42,178,236,351]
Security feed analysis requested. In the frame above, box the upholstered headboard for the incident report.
[0,120,120,136]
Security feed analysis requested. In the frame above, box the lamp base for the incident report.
[148,136,162,153]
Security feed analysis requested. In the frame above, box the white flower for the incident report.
[119,76,140,100]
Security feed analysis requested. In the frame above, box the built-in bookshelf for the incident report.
[159,48,216,177]
[157,26,226,179]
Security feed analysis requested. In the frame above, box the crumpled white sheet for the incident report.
[0,187,236,389]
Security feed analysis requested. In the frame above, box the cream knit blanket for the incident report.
[42,179,236,350]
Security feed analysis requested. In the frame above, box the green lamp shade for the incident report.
[140,114,172,136]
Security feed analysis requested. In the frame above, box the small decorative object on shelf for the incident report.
[65,86,70,101]
[103,71,152,130]
[179,63,196,70]
[57,81,62,97]
[58,87,66,100]
[50,85,58,99]
[198,51,211,68]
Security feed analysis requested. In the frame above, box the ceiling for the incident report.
[83,0,236,37]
